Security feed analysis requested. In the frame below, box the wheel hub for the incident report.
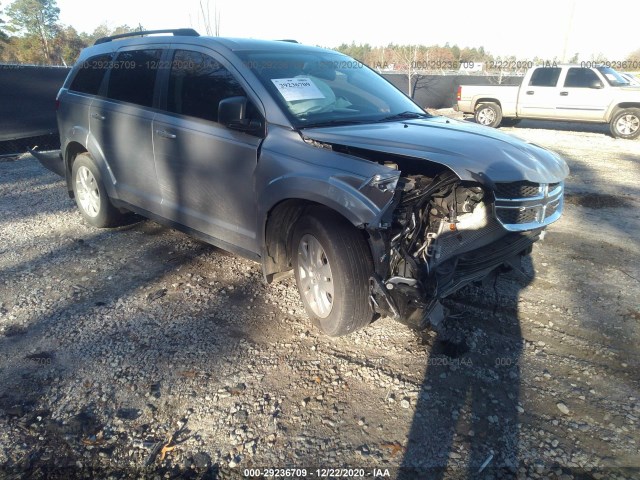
[75,166,101,217]
[616,114,639,135]
[478,108,495,125]
[297,234,334,318]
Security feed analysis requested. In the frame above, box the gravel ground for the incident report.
[1,119,639,479]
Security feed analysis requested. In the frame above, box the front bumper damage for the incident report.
[365,171,564,329]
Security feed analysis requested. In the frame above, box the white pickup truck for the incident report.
[455,65,640,139]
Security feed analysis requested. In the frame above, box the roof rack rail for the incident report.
[94,28,200,45]
[277,39,299,43]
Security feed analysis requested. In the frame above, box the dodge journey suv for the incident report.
[54,29,569,336]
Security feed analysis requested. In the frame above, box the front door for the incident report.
[152,49,264,253]
[554,67,610,121]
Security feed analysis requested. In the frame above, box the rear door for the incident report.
[152,48,264,253]
[61,53,112,144]
[517,67,562,118]
[554,67,609,121]
[89,47,165,213]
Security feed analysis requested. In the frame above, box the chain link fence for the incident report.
[0,133,61,158]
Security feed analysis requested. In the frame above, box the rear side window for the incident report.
[563,68,600,88]
[106,49,162,107]
[166,50,245,122]
[69,54,112,95]
[529,68,561,87]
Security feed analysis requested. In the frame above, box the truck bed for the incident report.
[456,85,520,117]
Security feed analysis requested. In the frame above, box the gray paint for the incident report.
[55,35,569,273]
[303,116,569,185]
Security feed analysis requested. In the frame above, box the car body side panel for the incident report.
[254,127,397,246]
[89,99,162,214]
[58,100,119,201]
[152,112,263,254]
[456,86,519,116]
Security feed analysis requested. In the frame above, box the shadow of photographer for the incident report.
[400,257,533,479]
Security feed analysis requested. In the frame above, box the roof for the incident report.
[86,29,330,55]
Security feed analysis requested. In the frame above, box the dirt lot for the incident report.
[1,118,639,479]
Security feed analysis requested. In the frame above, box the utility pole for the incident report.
[562,0,576,63]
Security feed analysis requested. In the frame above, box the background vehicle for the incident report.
[620,72,640,86]
[456,65,640,139]
[52,29,569,336]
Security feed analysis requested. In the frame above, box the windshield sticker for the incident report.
[605,73,617,81]
[271,77,325,102]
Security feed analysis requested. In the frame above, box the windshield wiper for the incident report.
[378,111,431,122]
[300,119,369,129]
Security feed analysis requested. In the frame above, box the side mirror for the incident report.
[590,79,604,89]
[219,96,246,125]
[218,96,263,134]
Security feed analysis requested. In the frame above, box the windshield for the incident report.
[237,50,427,128]
[596,66,630,86]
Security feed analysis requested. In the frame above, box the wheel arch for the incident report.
[261,198,374,283]
[473,97,502,111]
[64,141,88,197]
[607,103,640,121]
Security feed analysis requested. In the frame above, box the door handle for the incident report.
[91,113,105,121]
[560,91,569,96]
[155,129,177,139]
[526,91,534,95]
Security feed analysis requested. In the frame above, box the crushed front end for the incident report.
[368,171,564,328]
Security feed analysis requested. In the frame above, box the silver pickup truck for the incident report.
[456,65,640,139]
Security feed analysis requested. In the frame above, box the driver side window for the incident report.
[563,68,600,88]
[167,50,248,123]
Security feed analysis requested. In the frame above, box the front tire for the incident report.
[71,153,125,227]
[610,108,640,139]
[292,207,374,336]
[475,102,503,128]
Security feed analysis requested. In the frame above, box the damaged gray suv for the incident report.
[55,29,569,336]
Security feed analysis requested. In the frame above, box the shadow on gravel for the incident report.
[0,221,234,477]
[462,118,611,136]
[0,157,70,224]
[506,119,610,136]
[563,192,632,209]
[0,158,62,187]
[557,150,640,241]
[400,259,532,478]
[0,186,71,225]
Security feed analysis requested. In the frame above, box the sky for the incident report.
[54,0,634,62]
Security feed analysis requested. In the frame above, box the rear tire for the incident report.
[474,102,503,128]
[610,108,640,139]
[292,207,374,336]
[71,153,125,228]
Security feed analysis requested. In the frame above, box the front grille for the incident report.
[494,181,541,199]
[545,199,560,217]
[496,207,538,225]
[493,182,564,231]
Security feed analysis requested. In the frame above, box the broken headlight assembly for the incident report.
[370,171,548,328]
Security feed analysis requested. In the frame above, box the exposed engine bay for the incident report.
[370,170,543,328]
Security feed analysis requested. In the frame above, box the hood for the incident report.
[303,116,569,185]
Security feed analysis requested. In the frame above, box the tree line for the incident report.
[1,0,639,70]
[0,0,141,65]
[335,42,494,69]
